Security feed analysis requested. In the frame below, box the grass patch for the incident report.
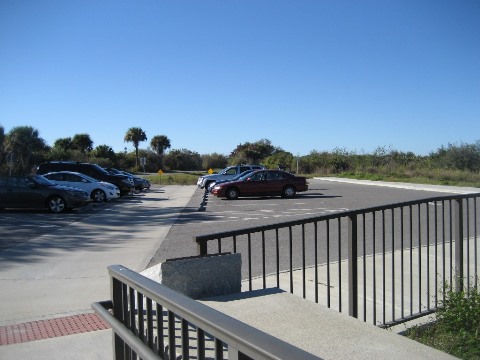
[405,285,480,359]
[320,168,480,188]
[145,172,202,185]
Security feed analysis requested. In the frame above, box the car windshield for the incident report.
[107,168,127,176]
[91,164,109,174]
[218,167,232,175]
[233,170,254,181]
[238,171,257,181]
[32,175,56,186]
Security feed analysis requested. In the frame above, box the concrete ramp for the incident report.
[200,288,456,360]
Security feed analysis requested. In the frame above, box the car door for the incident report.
[63,173,92,193]
[8,177,44,208]
[239,170,269,196]
[266,171,287,194]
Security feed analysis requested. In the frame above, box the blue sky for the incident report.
[1,1,479,156]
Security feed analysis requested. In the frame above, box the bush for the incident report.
[201,153,228,170]
[405,283,480,359]
[164,149,202,171]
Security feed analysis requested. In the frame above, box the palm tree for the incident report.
[93,145,116,161]
[150,135,171,170]
[124,127,147,168]
[6,126,47,175]
[53,137,73,150]
[71,134,93,153]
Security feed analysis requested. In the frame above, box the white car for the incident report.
[43,171,120,202]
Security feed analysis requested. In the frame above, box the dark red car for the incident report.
[211,170,308,200]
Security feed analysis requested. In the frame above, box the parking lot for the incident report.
[0,199,119,251]
[1,179,455,257]
[147,179,456,265]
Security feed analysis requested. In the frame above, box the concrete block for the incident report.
[141,253,241,299]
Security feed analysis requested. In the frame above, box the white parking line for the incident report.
[195,206,350,224]
[316,177,479,194]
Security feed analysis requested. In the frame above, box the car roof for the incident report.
[45,171,86,176]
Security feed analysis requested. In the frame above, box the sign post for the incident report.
[140,157,146,174]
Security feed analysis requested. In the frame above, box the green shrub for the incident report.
[405,283,480,359]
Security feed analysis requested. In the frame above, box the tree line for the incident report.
[1,124,479,181]
[0,125,172,175]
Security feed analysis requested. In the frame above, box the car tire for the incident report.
[225,187,239,200]
[282,185,296,198]
[91,189,107,202]
[47,195,66,213]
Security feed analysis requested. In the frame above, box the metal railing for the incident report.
[195,193,480,327]
[92,265,321,360]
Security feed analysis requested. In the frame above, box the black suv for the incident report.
[37,162,134,195]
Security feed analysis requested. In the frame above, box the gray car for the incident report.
[197,164,265,189]
[0,175,91,213]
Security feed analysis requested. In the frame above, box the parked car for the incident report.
[104,168,150,192]
[43,171,120,202]
[0,175,91,213]
[207,169,256,193]
[211,170,308,200]
[120,171,150,192]
[197,164,265,189]
[37,162,134,196]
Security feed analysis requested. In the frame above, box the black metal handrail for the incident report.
[194,192,480,327]
[92,264,322,360]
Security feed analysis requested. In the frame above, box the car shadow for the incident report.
[216,193,342,201]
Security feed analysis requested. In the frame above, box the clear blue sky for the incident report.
[1,0,479,156]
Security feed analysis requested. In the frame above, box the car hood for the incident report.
[99,181,117,187]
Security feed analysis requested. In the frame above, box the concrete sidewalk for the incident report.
[0,185,197,360]
[247,237,480,329]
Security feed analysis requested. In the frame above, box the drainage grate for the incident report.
[0,313,109,346]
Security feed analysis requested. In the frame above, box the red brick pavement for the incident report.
[0,313,109,346]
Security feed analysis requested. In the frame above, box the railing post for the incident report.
[111,275,126,359]
[195,236,208,255]
[453,199,464,291]
[348,215,358,318]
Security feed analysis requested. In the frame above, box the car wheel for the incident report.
[92,189,107,202]
[282,185,296,198]
[225,187,239,200]
[47,196,66,213]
